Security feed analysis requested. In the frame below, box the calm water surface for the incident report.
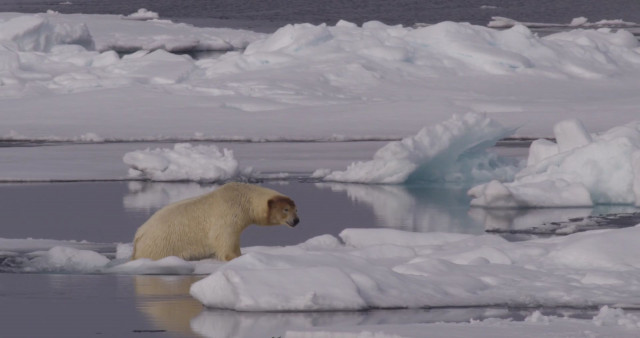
[0,180,487,256]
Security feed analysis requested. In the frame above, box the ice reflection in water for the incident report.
[316,182,481,233]
[123,181,640,240]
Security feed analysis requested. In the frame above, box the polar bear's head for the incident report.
[267,196,300,227]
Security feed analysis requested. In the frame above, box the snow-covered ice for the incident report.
[2,13,640,141]
[193,226,640,311]
[469,119,640,207]
[489,16,640,29]
[0,11,264,53]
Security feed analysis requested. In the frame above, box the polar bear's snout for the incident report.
[288,217,300,227]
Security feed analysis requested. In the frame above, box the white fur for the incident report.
[132,182,293,261]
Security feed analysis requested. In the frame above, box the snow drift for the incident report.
[316,113,518,184]
[469,119,640,207]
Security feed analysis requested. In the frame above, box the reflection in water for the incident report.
[317,182,483,234]
[134,275,205,337]
[191,308,508,338]
[190,306,606,338]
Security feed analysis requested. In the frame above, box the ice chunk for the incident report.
[321,113,514,184]
[123,143,243,182]
[470,119,640,207]
[106,256,195,275]
[570,17,589,26]
[26,246,110,273]
[526,138,558,166]
[124,9,160,21]
[0,15,94,52]
[190,265,367,311]
[553,118,592,153]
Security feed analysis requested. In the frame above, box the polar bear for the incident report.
[131,182,299,261]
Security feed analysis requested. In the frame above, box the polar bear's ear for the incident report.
[268,197,277,208]
[267,196,295,209]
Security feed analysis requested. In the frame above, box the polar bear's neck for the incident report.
[203,183,274,228]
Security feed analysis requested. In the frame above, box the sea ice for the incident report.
[469,119,640,207]
[189,225,640,311]
[2,14,640,141]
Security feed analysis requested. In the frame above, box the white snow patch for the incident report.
[470,119,640,207]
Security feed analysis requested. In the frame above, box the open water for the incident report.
[1,0,639,32]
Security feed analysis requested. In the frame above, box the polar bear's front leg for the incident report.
[214,231,242,261]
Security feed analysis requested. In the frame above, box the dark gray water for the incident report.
[1,0,639,31]
[0,181,483,247]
